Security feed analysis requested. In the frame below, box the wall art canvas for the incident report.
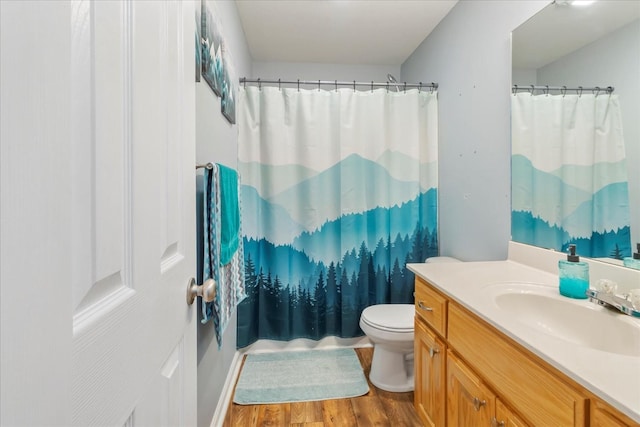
[201,0,223,96]
[195,0,201,82]
[221,54,236,124]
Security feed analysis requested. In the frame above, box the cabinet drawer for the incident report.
[448,302,587,427]
[414,278,447,337]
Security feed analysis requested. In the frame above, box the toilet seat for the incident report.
[360,304,414,333]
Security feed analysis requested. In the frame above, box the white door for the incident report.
[1,1,197,426]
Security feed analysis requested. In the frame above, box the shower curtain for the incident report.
[236,86,438,348]
[511,92,631,259]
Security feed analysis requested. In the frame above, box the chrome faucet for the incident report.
[587,289,640,318]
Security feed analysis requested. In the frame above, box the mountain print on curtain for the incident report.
[236,86,439,348]
[239,158,437,347]
[511,92,631,260]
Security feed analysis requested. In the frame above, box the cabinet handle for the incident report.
[491,417,505,427]
[418,301,433,312]
[429,346,440,358]
[472,397,486,411]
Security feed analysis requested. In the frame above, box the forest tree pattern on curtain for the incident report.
[236,86,439,348]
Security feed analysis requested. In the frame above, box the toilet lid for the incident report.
[361,304,414,332]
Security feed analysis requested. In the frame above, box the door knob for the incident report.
[429,346,440,358]
[186,278,216,305]
[473,397,487,411]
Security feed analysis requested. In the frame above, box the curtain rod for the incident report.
[512,85,614,95]
[239,77,438,91]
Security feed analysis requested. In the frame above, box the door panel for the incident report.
[72,0,130,314]
[415,318,446,427]
[447,350,495,427]
[1,1,197,425]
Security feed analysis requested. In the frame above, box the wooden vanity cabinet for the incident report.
[414,277,638,427]
[415,318,446,427]
[448,302,586,426]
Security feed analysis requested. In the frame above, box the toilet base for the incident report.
[369,345,414,392]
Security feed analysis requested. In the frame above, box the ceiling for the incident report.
[235,0,458,65]
[512,0,640,69]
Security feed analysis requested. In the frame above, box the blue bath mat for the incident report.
[233,348,369,404]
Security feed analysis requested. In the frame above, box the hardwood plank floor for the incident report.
[223,347,423,427]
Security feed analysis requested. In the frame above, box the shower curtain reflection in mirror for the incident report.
[236,86,439,348]
[511,92,631,260]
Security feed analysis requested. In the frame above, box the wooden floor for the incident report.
[222,347,423,426]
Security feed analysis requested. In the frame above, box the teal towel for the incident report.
[218,164,239,265]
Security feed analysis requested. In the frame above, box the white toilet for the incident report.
[360,304,415,392]
[359,256,461,392]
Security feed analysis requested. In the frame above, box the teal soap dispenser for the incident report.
[558,244,589,299]
[623,243,640,270]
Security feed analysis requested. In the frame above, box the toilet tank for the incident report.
[425,256,461,263]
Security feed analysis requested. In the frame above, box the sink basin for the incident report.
[486,283,640,357]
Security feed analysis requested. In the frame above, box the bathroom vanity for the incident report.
[409,243,640,427]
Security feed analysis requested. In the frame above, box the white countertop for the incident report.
[407,258,640,423]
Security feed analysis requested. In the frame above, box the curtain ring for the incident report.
[545,85,549,96]
[242,77,246,89]
[353,80,356,92]
[418,82,422,93]
[430,83,434,93]
[578,86,583,97]
[594,86,601,97]
[512,84,517,95]
[335,80,338,92]
[386,82,389,92]
[561,86,566,97]
[371,81,374,93]
[318,79,321,92]
[297,79,300,92]
[278,78,281,91]
[258,78,261,90]
[403,82,407,93]
[529,85,535,95]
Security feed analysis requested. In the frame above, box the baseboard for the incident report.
[209,350,243,427]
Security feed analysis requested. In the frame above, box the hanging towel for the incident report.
[218,164,240,265]
[202,164,246,348]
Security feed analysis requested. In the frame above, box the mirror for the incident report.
[511,0,640,267]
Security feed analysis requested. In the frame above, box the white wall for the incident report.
[252,61,401,89]
[537,20,640,248]
[195,1,251,427]
[401,0,548,261]
[252,61,401,83]
[512,67,537,86]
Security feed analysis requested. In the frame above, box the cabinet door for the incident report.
[415,318,446,427]
[493,399,530,427]
[591,398,638,427]
[447,351,495,427]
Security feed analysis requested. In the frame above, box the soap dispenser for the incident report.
[558,244,589,299]
[623,243,640,270]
